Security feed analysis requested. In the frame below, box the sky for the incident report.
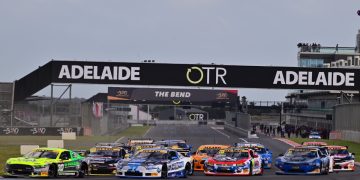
[0,0,359,101]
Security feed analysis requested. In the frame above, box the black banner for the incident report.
[15,60,360,101]
[107,87,237,105]
[51,61,360,90]
[0,127,84,136]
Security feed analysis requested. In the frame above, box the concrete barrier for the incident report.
[62,132,76,140]
[47,140,64,148]
[20,145,39,155]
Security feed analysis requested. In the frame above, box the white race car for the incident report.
[116,148,194,178]
[326,146,355,171]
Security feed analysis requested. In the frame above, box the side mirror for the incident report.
[278,153,284,157]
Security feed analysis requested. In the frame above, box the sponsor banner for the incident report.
[107,87,237,105]
[0,127,84,136]
[51,61,360,90]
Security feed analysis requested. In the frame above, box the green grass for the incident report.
[0,126,151,176]
[289,138,360,162]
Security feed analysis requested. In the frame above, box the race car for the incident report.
[116,148,194,178]
[275,146,330,175]
[155,140,192,157]
[85,144,127,175]
[302,141,328,146]
[4,147,88,178]
[204,148,263,176]
[234,142,272,169]
[192,144,230,171]
[301,141,333,172]
[326,145,355,171]
[308,132,322,139]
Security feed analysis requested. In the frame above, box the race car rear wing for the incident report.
[127,139,154,146]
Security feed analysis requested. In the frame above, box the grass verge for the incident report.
[0,126,151,176]
[289,138,360,162]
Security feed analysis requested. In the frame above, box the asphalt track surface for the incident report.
[4,124,360,180]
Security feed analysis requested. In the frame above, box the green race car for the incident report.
[4,147,88,178]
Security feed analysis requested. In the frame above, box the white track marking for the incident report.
[114,136,124,143]
[211,127,230,138]
[239,138,248,143]
[142,126,153,137]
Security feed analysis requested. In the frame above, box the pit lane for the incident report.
[5,124,360,180]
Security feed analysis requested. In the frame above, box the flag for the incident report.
[92,102,103,118]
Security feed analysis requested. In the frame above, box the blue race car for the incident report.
[235,142,272,169]
[116,148,194,178]
[275,146,330,175]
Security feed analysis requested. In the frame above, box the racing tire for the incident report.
[189,161,194,176]
[77,163,88,178]
[258,164,264,176]
[249,162,253,176]
[161,164,168,179]
[324,163,329,175]
[48,164,57,178]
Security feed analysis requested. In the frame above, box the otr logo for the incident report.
[186,66,227,85]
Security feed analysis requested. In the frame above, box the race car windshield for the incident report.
[177,143,188,148]
[329,149,349,155]
[285,150,317,158]
[89,150,119,157]
[224,152,249,159]
[25,151,58,159]
[198,149,220,156]
[134,151,166,160]
[253,148,266,154]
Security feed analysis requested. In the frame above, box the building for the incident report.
[285,30,360,132]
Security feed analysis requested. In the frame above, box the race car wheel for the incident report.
[258,164,264,176]
[161,164,168,179]
[182,163,192,178]
[324,163,329,175]
[189,161,194,175]
[48,164,57,178]
[77,163,87,178]
[249,162,253,176]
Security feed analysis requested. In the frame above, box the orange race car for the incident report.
[192,144,230,171]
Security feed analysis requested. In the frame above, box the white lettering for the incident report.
[118,67,130,80]
[131,67,140,80]
[71,65,83,79]
[346,73,355,86]
[315,72,327,86]
[286,71,298,85]
[273,71,285,84]
[58,65,71,79]
[333,72,345,86]
[83,66,93,79]
[298,71,307,85]
[101,66,113,80]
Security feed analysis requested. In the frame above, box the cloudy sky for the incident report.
[0,0,359,101]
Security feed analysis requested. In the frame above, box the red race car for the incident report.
[204,148,263,176]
